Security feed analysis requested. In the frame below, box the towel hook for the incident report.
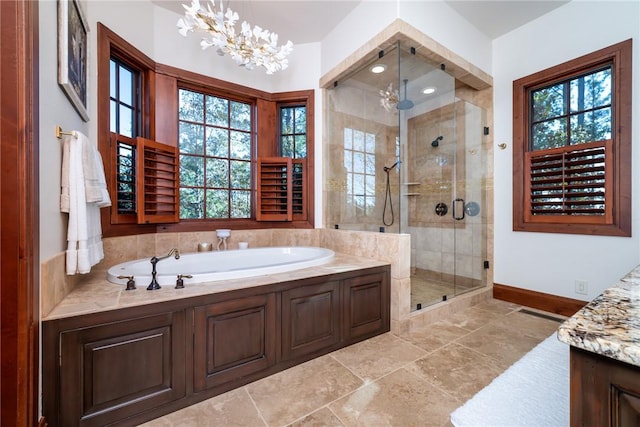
[55,125,77,139]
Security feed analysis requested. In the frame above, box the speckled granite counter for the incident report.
[44,252,389,321]
[557,265,640,368]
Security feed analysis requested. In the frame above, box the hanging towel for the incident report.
[60,131,109,275]
[82,137,111,207]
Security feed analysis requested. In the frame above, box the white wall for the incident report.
[398,1,492,75]
[492,1,640,300]
[320,0,492,77]
[39,0,93,262]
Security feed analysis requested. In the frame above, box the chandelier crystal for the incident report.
[177,0,294,74]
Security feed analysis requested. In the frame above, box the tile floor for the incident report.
[141,299,565,427]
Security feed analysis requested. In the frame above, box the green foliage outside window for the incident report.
[178,88,252,219]
[280,106,307,158]
[531,67,612,151]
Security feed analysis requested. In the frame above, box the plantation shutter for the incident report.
[108,133,179,225]
[257,157,292,221]
[256,157,308,222]
[135,137,179,224]
[525,140,613,224]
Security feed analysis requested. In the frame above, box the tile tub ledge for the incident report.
[43,252,390,321]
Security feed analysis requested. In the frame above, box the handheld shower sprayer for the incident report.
[431,135,444,147]
[383,161,399,172]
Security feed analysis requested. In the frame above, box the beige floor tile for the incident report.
[455,322,543,367]
[473,298,522,315]
[446,306,506,331]
[406,343,505,401]
[246,355,362,426]
[329,368,460,427]
[139,387,265,427]
[331,333,427,381]
[287,407,345,427]
[401,321,471,353]
[501,310,562,341]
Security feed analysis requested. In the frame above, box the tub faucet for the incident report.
[147,248,180,290]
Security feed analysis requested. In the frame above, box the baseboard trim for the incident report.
[493,283,587,317]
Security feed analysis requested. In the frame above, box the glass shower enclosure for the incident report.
[325,42,488,311]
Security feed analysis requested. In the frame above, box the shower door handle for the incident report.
[453,198,465,221]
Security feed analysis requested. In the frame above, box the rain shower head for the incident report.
[397,79,414,110]
[431,135,444,147]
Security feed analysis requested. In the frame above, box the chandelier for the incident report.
[177,0,294,74]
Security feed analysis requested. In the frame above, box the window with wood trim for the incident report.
[178,88,253,220]
[513,39,632,236]
[99,24,315,235]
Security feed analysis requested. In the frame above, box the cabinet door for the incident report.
[193,293,276,392]
[343,272,390,342]
[282,281,340,361]
[59,311,186,427]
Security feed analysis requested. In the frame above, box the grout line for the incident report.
[243,386,270,427]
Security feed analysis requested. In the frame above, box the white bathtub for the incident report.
[107,246,335,286]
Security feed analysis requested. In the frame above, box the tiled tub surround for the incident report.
[42,228,490,330]
[558,264,640,367]
[43,252,388,320]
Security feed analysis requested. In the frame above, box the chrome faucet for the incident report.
[147,248,180,290]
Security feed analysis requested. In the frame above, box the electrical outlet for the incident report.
[575,280,588,296]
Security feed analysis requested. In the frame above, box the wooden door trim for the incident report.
[0,1,40,425]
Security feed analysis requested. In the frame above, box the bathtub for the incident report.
[107,246,335,286]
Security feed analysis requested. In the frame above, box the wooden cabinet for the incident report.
[194,294,277,392]
[49,310,186,427]
[343,272,389,343]
[281,280,341,360]
[43,266,389,426]
[570,347,640,426]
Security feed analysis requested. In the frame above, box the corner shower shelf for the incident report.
[403,182,420,186]
[402,193,421,196]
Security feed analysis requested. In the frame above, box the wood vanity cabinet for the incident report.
[570,347,640,426]
[43,266,390,426]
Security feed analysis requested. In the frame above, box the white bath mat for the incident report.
[450,333,569,427]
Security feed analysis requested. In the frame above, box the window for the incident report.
[178,88,252,220]
[280,105,307,158]
[513,39,632,236]
[344,128,376,216]
[99,24,315,235]
[110,57,140,216]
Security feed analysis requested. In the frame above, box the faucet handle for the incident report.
[117,275,136,290]
[175,274,193,289]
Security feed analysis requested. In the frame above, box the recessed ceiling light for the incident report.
[370,64,386,74]
[423,86,436,95]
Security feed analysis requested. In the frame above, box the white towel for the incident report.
[61,131,109,275]
[82,137,111,207]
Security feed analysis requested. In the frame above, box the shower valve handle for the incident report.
[453,198,466,221]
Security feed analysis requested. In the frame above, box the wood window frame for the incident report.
[98,24,315,236]
[513,39,632,236]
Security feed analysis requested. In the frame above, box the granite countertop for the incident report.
[43,252,390,321]
[557,265,640,367]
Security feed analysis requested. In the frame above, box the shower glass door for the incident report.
[400,52,488,310]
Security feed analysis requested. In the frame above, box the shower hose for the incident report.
[383,164,395,226]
